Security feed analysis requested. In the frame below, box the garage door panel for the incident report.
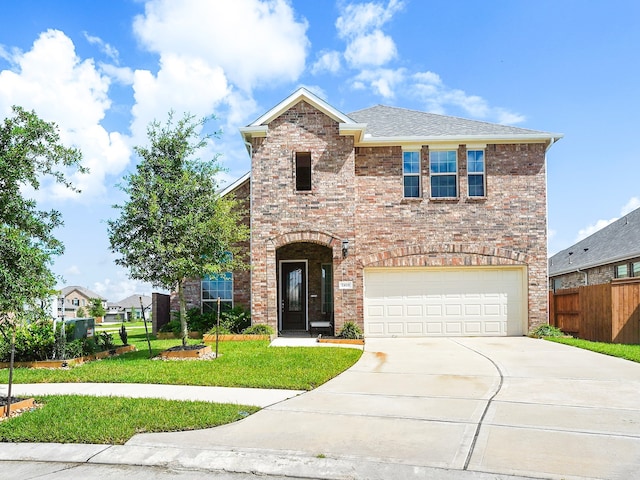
[364,267,524,337]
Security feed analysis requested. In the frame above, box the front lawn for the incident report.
[0,332,363,391]
[546,337,640,363]
[0,395,258,444]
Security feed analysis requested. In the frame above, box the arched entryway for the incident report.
[276,242,333,334]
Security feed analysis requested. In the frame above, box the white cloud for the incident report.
[133,0,309,92]
[353,68,406,98]
[93,271,165,303]
[336,0,404,38]
[575,196,640,241]
[311,50,342,75]
[621,196,640,215]
[130,53,230,143]
[65,265,81,276]
[0,30,132,200]
[412,71,525,123]
[336,0,402,69]
[83,32,120,63]
[344,30,397,67]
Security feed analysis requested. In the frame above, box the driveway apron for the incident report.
[125,337,640,479]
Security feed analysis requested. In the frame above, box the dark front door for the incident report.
[281,261,306,331]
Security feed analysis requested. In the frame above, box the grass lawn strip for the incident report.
[0,335,362,391]
[0,395,258,444]
[546,337,640,363]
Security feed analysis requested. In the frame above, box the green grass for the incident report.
[0,395,258,444]
[0,332,363,391]
[546,337,640,363]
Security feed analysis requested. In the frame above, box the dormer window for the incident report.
[295,152,311,191]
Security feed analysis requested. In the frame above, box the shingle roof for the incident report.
[347,105,555,139]
[61,285,106,300]
[112,294,152,309]
[549,206,640,276]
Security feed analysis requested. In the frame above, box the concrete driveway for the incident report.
[124,337,640,479]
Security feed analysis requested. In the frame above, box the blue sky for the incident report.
[1,0,638,301]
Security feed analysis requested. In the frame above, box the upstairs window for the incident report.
[403,151,421,198]
[430,150,457,198]
[467,150,486,197]
[295,152,312,191]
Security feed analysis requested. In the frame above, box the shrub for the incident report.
[64,339,84,359]
[119,324,128,345]
[0,320,56,362]
[159,320,181,335]
[242,324,274,335]
[220,306,251,333]
[529,324,566,338]
[97,332,115,351]
[338,321,363,339]
[207,324,231,335]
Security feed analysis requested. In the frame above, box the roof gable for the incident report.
[61,285,106,300]
[248,87,354,128]
[549,206,640,276]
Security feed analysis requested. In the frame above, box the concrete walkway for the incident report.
[2,337,640,479]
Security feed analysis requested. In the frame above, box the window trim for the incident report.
[402,150,421,198]
[429,149,458,199]
[201,271,234,313]
[295,152,312,191]
[467,149,486,198]
[321,263,333,315]
[615,264,629,279]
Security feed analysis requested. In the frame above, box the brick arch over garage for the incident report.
[359,243,531,268]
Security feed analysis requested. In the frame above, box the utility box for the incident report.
[65,318,95,339]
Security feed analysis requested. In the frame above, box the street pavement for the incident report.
[2,336,640,479]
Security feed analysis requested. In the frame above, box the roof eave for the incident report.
[350,133,563,148]
[549,250,640,277]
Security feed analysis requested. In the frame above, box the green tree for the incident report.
[108,112,248,346]
[0,106,84,412]
[75,306,86,318]
[88,298,106,319]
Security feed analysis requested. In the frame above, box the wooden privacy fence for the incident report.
[549,278,640,344]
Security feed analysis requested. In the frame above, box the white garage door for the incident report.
[364,267,525,337]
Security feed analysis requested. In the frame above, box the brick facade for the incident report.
[175,91,555,335]
[245,100,549,333]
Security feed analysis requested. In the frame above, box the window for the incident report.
[72,298,80,306]
[633,262,640,277]
[295,152,311,191]
[430,150,457,198]
[403,151,420,198]
[467,150,485,197]
[202,272,233,313]
[615,264,629,278]
[321,264,333,314]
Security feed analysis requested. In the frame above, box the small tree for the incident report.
[75,306,86,318]
[108,112,248,346]
[0,106,84,414]
[88,298,106,320]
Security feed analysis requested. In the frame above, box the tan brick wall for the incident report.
[248,100,549,333]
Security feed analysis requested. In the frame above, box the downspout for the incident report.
[576,268,587,286]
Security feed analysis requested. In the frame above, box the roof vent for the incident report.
[568,251,573,264]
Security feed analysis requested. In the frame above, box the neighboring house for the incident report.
[175,88,562,337]
[105,294,152,322]
[58,286,107,319]
[549,206,640,290]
